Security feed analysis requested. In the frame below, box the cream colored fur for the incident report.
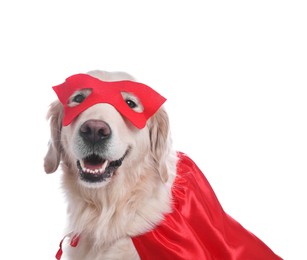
[44,70,178,259]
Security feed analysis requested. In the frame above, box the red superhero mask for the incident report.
[52,74,166,128]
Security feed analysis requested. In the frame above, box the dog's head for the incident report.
[44,70,172,188]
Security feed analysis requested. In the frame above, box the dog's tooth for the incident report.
[80,160,85,169]
[101,160,109,172]
[80,161,88,173]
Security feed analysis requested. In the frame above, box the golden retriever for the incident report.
[44,70,177,259]
[44,70,281,260]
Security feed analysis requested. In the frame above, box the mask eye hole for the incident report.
[121,92,144,113]
[68,89,92,107]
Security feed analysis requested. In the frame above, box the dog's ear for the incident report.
[149,107,171,183]
[44,101,63,174]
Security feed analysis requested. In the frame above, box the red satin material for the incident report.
[132,152,282,260]
[52,74,166,128]
[55,233,80,260]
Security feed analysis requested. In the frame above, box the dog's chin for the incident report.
[76,149,129,188]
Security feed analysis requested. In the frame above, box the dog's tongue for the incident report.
[84,162,103,170]
[82,159,109,173]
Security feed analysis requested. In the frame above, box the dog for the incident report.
[44,70,281,260]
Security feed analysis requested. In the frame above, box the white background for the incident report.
[0,1,306,259]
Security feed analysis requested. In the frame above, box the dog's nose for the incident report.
[79,120,111,144]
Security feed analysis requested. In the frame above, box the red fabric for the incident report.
[132,152,282,260]
[55,233,80,260]
[52,74,166,128]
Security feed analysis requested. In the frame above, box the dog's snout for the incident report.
[80,120,111,144]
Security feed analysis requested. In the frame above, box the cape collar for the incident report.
[55,232,80,260]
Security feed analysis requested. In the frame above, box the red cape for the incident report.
[132,152,282,260]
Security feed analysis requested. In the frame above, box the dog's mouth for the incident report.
[76,150,128,183]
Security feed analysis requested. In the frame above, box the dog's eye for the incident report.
[73,94,86,104]
[126,99,137,109]
[68,89,92,107]
[121,92,143,112]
